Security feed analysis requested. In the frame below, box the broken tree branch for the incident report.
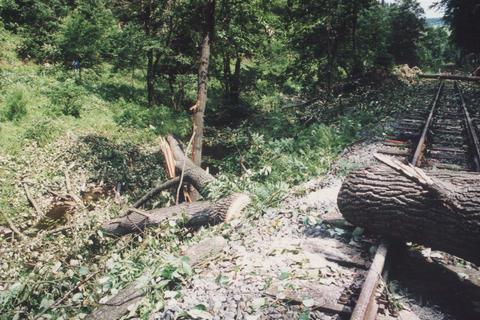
[177,131,196,204]
[419,73,480,82]
[22,181,43,219]
[1,211,26,241]
[131,177,181,208]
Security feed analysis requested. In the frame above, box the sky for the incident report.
[386,0,445,18]
[419,0,444,18]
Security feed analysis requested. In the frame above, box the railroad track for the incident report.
[348,80,480,320]
[379,81,480,171]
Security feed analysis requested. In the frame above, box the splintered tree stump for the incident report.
[102,193,250,236]
[166,135,214,194]
[338,164,480,265]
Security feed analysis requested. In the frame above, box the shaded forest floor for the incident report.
[1,28,478,319]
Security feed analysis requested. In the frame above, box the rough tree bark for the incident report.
[338,163,480,265]
[192,0,215,167]
[102,193,250,236]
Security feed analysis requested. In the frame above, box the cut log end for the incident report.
[338,164,480,265]
[217,193,251,222]
[102,193,250,236]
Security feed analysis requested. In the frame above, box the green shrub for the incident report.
[46,80,85,117]
[2,86,28,121]
[22,117,59,145]
[114,101,190,137]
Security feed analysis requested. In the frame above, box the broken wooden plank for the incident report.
[266,280,351,315]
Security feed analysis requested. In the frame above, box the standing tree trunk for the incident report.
[143,0,156,107]
[351,5,361,77]
[230,55,241,102]
[192,0,215,167]
[223,51,231,95]
[146,49,155,107]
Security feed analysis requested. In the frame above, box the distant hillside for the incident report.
[427,17,445,27]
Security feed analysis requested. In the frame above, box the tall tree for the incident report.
[0,0,72,62]
[387,0,425,66]
[55,0,115,79]
[191,0,215,167]
[112,0,176,107]
[440,0,480,54]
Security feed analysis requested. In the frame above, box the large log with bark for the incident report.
[103,193,250,236]
[338,161,480,265]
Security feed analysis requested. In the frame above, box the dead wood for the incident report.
[166,135,214,195]
[419,73,480,82]
[102,193,250,236]
[22,181,43,220]
[131,177,181,208]
[0,212,26,241]
[87,236,227,320]
[337,161,480,265]
[266,280,351,315]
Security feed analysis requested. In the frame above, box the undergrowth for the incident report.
[0,24,439,319]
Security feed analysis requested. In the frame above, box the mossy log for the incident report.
[338,164,480,265]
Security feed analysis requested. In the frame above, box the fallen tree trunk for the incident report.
[102,135,249,236]
[419,73,480,82]
[166,135,214,195]
[87,236,227,320]
[103,193,250,236]
[338,163,480,265]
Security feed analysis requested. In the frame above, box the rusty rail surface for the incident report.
[350,242,389,320]
[411,81,444,166]
[455,82,480,171]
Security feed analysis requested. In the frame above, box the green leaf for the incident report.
[215,275,229,287]
[181,257,192,276]
[299,311,310,320]
[278,271,290,280]
[78,266,89,276]
[303,298,315,308]
[185,305,211,319]
[39,297,54,310]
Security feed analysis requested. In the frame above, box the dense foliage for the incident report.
[0,0,473,318]
[0,0,457,105]
[440,0,480,55]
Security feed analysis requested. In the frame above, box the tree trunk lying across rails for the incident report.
[103,193,250,236]
[87,236,227,320]
[337,163,480,265]
[419,73,480,82]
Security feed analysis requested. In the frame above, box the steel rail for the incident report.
[411,81,445,166]
[454,82,480,172]
[349,242,389,320]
